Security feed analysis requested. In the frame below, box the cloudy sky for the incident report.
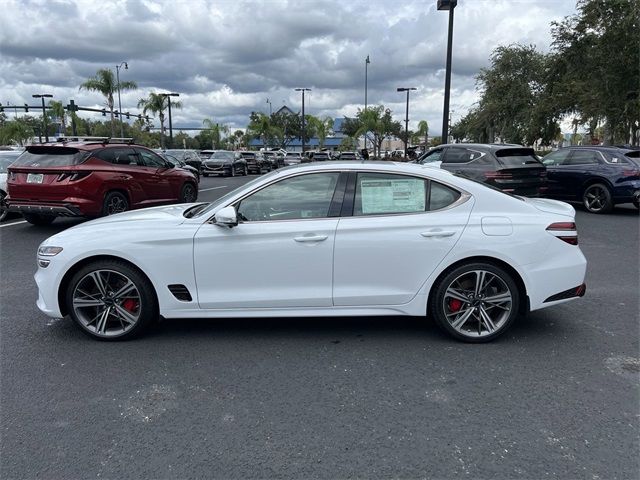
[0,0,578,136]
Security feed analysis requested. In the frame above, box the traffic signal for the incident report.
[24,104,29,112]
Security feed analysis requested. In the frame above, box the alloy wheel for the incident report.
[183,184,197,203]
[442,269,513,338]
[583,185,609,213]
[72,269,141,337]
[106,196,127,215]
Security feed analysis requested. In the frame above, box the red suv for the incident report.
[7,140,198,225]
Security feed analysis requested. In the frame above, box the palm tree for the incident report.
[247,112,281,148]
[202,118,229,149]
[307,116,334,149]
[80,68,137,136]
[48,100,66,135]
[417,120,429,147]
[137,93,182,149]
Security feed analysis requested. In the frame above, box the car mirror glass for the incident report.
[213,205,238,228]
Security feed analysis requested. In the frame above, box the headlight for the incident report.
[38,246,63,256]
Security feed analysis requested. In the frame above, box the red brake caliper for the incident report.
[448,298,463,312]
[122,299,138,312]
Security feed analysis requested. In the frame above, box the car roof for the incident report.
[557,145,635,153]
[437,143,525,150]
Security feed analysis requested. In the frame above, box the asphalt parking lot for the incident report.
[1,174,638,479]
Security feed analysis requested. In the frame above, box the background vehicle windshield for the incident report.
[12,146,88,167]
[211,152,235,160]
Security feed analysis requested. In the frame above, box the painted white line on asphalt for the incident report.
[199,186,228,192]
[0,220,27,228]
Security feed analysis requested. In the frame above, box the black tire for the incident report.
[203,172,209,177]
[582,183,613,214]
[0,192,8,222]
[65,259,157,341]
[429,262,520,343]
[633,197,639,210]
[180,182,198,203]
[229,165,236,177]
[23,213,55,226]
[102,191,129,216]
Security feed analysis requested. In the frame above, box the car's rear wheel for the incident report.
[582,183,613,214]
[0,192,8,222]
[180,182,198,203]
[23,213,55,226]
[66,260,157,340]
[430,262,520,343]
[103,191,129,216]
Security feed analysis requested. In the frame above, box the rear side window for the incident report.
[96,148,137,165]
[12,146,88,167]
[567,150,599,165]
[443,148,475,164]
[495,148,542,166]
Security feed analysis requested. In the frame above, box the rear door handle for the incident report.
[421,231,456,238]
[294,234,328,243]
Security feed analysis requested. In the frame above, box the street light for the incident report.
[266,98,272,116]
[32,94,53,142]
[364,55,370,150]
[115,61,128,138]
[438,0,457,144]
[397,87,417,160]
[294,88,311,154]
[160,93,180,149]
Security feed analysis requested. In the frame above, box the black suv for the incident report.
[418,143,547,197]
[202,150,248,177]
[239,151,270,174]
[262,151,285,169]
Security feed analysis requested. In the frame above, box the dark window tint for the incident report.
[240,152,255,158]
[419,149,444,163]
[237,172,339,221]
[430,182,461,210]
[443,148,476,164]
[542,150,570,166]
[625,151,640,158]
[97,148,137,165]
[495,148,541,166]
[354,173,427,215]
[567,150,599,165]
[137,149,166,167]
[13,146,88,167]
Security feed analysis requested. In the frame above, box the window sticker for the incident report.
[360,178,425,214]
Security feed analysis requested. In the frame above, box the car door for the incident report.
[548,150,600,200]
[193,171,346,309]
[542,149,572,198]
[333,171,473,306]
[135,148,175,202]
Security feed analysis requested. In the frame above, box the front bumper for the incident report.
[35,266,64,318]
[202,164,229,175]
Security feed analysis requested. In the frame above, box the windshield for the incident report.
[12,146,89,167]
[0,152,22,172]
[495,148,542,167]
[211,152,234,160]
[240,152,254,158]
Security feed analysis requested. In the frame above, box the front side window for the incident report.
[237,172,340,222]
[420,149,444,163]
[354,173,427,215]
[137,149,166,168]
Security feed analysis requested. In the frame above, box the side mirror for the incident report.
[213,205,238,228]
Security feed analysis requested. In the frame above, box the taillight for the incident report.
[484,172,513,179]
[547,222,578,245]
[57,171,90,182]
[622,169,640,177]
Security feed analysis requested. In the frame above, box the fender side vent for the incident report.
[168,284,192,302]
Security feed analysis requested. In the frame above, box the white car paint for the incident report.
[35,163,586,329]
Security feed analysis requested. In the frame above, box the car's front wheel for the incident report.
[180,182,198,203]
[66,260,157,340]
[23,213,55,226]
[583,183,613,214]
[430,262,520,343]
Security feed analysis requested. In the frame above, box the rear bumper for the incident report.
[8,201,84,217]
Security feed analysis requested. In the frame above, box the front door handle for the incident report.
[294,234,328,243]
[421,231,456,238]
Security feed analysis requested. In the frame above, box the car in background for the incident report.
[262,151,285,169]
[7,141,199,225]
[239,151,270,174]
[36,162,586,342]
[284,152,302,166]
[338,151,362,161]
[418,144,547,197]
[0,150,22,222]
[541,146,640,213]
[163,149,202,172]
[160,153,200,183]
[309,151,332,162]
[202,151,248,177]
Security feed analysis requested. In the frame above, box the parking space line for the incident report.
[0,220,28,228]
[199,186,228,192]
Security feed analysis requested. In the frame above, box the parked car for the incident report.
[418,144,547,197]
[0,150,22,222]
[163,149,202,172]
[239,151,270,174]
[202,151,248,177]
[160,153,200,183]
[37,162,586,342]
[7,141,198,225]
[541,146,640,213]
[262,151,285,169]
[338,151,362,161]
[310,151,332,162]
[284,152,303,166]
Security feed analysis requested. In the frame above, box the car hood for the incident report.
[75,203,197,228]
[523,197,575,217]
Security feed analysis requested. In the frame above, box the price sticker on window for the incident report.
[360,178,425,214]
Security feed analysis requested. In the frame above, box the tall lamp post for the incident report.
[438,0,457,144]
[32,94,53,142]
[397,87,417,160]
[160,93,180,149]
[364,55,370,150]
[266,98,272,116]
[115,61,128,138]
[294,88,311,154]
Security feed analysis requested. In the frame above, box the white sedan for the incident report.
[35,162,587,342]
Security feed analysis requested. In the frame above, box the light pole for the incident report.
[266,98,272,116]
[32,94,53,142]
[160,93,180,149]
[115,61,128,138]
[364,55,370,150]
[294,88,311,154]
[438,0,457,145]
[397,87,417,160]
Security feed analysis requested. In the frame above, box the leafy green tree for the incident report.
[270,110,301,147]
[416,120,429,146]
[306,116,334,149]
[48,100,66,135]
[137,93,182,149]
[80,68,137,136]
[0,119,34,146]
[202,118,230,149]
[338,136,358,151]
[247,112,281,148]
[354,106,402,157]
